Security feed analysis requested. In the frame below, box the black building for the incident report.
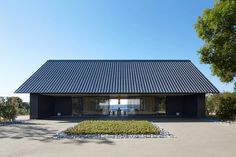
[15,60,219,119]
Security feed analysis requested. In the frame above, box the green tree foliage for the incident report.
[206,94,219,115]
[234,82,236,92]
[18,102,30,115]
[0,97,6,119]
[0,97,19,121]
[206,93,236,120]
[216,92,236,120]
[0,97,29,121]
[194,0,236,85]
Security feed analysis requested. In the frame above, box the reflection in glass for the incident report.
[73,96,166,116]
[97,98,109,115]
[82,97,109,115]
[157,97,166,114]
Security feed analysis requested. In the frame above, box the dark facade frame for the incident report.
[30,93,205,119]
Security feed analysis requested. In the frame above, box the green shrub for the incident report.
[1,103,18,121]
[17,102,30,115]
[206,94,218,115]
[0,97,5,121]
[17,108,29,115]
[216,93,236,120]
[65,120,160,135]
[0,96,29,121]
[205,93,236,120]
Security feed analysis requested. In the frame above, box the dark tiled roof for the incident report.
[15,60,219,94]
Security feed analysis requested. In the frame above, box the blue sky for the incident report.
[0,0,234,102]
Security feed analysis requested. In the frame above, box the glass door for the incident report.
[156,97,166,115]
[109,99,119,115]
[72,97,83,116]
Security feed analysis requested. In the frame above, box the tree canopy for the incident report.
[194,0,236,86]
[0,97,29,121]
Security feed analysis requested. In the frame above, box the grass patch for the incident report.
[65,120,160,135]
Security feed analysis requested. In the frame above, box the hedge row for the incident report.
[65,120,160,135]
[206,92,236,120]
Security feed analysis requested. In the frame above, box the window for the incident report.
[157,97,166,114]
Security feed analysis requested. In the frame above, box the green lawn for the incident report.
[65,120,160,135]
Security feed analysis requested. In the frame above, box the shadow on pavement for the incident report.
[0,122,56,143]
[61,138,115,145]
[0,116,219,146]
[0,120,115,145]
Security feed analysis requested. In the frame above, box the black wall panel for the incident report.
[38,95,54,118]
[166,96,184,116]
[166,94,206,118]
[30,94,38,119]
[54,96,72,116]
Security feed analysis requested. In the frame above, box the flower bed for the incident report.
[65,120,160,135]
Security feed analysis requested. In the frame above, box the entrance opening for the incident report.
[71,97,166,116]
[109,98,142,116]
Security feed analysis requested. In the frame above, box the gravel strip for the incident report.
[217,121,236,127]
[0,121,24,126]
[53,123,175,139]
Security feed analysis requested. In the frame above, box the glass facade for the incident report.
[83,97,109,115]
[156,97,166,114]
[72,96,166,116]
[109,99,142,115]
[72,97,83,116]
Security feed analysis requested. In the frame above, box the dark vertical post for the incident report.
[197,94,206,118]
[30,94,39,119]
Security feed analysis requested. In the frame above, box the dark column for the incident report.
[30,94,39,119]
[183,94,206,118]
[183,95,197,117]
[196,94,206,118]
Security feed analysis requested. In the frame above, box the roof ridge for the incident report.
[47,59,191,62]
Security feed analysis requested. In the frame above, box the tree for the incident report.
[6,97,23,109]
[206,94,218,115]
[1,97,19,121]
[18,102,30,115]
[0,97,6,120]
[234,82,236,92]
[194,0,236,86]
[215,92,236,120]
[0,97,26,121]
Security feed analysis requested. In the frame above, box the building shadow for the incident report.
[0,122,57,142]
[61,138,115,145]
[0,116,219,145]
[0,120,115,145]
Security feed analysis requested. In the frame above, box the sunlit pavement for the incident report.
[0,117,236,157]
